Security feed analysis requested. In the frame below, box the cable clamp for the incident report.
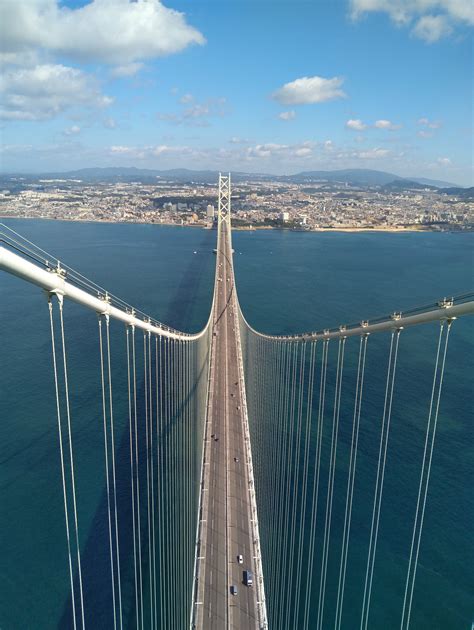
[438,297,454,309]
[361,320,369,328]
[49,261,66,278]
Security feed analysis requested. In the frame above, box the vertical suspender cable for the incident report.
[143,333,153,629]
[155,335,164,630]
[48,297,78,630]
[317,337,346,630]
[58,296,86,630]
[105,316,123,630]
[302,339,329,630]
[98,317,117,630]
[361,329,401,630]
[335,334,368,630]
[165,337,172,629]
[277,342,298,627]
[267,338,283,601]
[401,321,452,630]
[132,326,144,630]
[126,326,140,628]
[148,332,157,629]
[285,342,307,630]
[294,341,317,628]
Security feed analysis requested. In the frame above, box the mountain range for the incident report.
[2,167,464,190]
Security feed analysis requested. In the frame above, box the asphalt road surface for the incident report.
[197,222,259,629]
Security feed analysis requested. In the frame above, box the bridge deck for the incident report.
[194,221,259,629]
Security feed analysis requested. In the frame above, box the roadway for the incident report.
[195,220,259,629]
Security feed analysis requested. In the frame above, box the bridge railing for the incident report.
[1,222,208,340]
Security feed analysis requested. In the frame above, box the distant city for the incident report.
[1,168,472,232]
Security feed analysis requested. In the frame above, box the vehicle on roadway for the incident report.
[243,570,253,586]
[234,457,240,463]
[214,435,219,441]
[237,554,243,564]
[230,585,238,595]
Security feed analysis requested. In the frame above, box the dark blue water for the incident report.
[0,220,472,629]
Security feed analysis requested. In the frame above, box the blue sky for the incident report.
[0,0,472,184]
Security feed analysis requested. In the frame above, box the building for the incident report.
[280,211,289,222]
[206,204,215,219]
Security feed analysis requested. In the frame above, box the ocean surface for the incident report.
[0,219,472,629]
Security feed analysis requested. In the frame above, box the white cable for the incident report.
[48,299,78,630]
[361,329,401,630]
[335,334,368,630]
[285,342,307,630]
[98,318,117,630]
[131,327,144,629]
[105,317,123,630]
[294,341,317,627]
[58,298,86,630]
[401,321,452,629]
[126,327,140,628]
[317,337,346,630]
[143,333,153,629]
[302,339,329,630]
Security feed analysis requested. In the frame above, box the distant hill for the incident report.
[39,166,222,183]
[414,177,460,188]
[439,187,474,200]
[283,169,462,188]
[281,168,407,186]
[382,179,438,191]
[0,166,463,188]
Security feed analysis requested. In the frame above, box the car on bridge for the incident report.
[237,554,243,564]
[243,570,253,586]
[230,585,238,595]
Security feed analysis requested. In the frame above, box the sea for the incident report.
[0,219,472,629]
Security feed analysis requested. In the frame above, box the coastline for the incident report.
[0,214,470,234]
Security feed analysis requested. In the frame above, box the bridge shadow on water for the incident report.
[58,229,214,629]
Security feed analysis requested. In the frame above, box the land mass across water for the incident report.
[1,168,472,232]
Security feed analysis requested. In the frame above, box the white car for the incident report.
[237,554,243,564]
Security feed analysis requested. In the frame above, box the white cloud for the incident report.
[0,63,113,120]
[272,76,346,105]
[374,119,402,130]
[346,118,367,131]
[157,97,227,126]
[0,0,206,65]
[110,62,144,78]
[357,147,391,159]
[103,117,117,129]
[417,130,433,138]
[278,110,296,121]
[245,141,317,160]
[294,147,312,157]
[229,137,249,144]
[184,104,210,118]
[350,0,473,41]
[247,143,288,158]
[109,143,194,160]
[179,93,194,104]
[63,125,81,135]
[417,117,441,128]
[437,156,451,165]
[412,14,453,41]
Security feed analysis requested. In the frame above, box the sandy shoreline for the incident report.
[0,215,467,234]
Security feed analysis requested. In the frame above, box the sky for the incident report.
[0,0,472,184]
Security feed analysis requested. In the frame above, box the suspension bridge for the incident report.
[0,174,473,630]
